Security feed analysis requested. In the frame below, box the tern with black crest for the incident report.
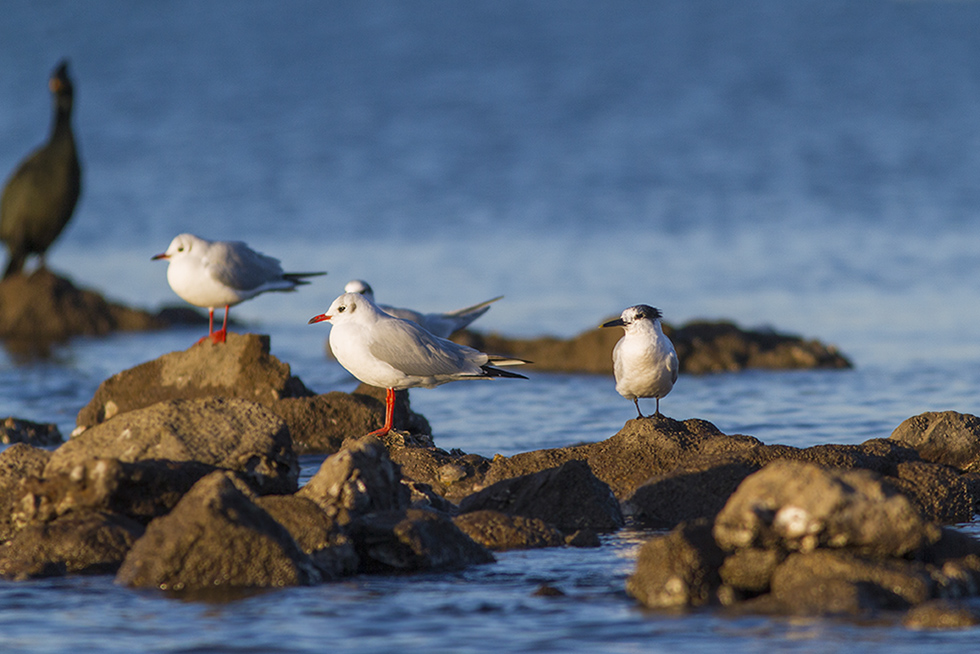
[601,304,678,418]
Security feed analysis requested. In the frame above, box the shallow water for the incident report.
[3,0,980,651]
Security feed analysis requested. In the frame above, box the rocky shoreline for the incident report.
[0,332,977,628]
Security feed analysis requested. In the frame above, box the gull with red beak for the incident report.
[309,291,528,437]
[601,304,678,418]
[153,233,325,344]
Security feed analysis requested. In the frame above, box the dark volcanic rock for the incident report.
[75,333,312,429]
[903,600,980,629]
[347,508,494,573]
[0,417,62,446]
[50,397,298,495]
[626,519,725,609]
[459,460,624,532]
[73,334,429,454]
[0,511,144,580]
[0,444,51,542]
[483,416,753,501]
[890,411,980,473]
[16,457,215,527]
[453,510,565,551]
[116,472,319,590]
[0,269,162,344]
[713,460,939,558]
[297,436,410,523]
[455,319,851,375]
[255,494,359,578]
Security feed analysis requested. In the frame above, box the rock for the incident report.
[887,461,974,524]
[16,457,215,527]
[626,520,725,609]
[484,416,752,501]
[297,436,410,523]
[347,508,494,573]
[255,494,359,578]
[385,442,489,505]
[453,510,564,550]
[0,511,144,580]
[116,472,319,590]
[0,444,51,542]
[75,333,312,429]
[49,397,298,495]
[459,460,624,533]
[0,417,62,446]
[0,269,162,345]
[770,551,934,613]
[718,548,785,595]
[73,334,430,454]
[455,319,851,375]
[904,600,980,629]
[713,460,940,558]
[890,411,980,472]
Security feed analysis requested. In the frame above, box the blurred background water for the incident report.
[2,1,980,651]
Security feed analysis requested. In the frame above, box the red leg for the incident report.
[210,305,229,344]
[196,307,216,345]
[366,388,396,437]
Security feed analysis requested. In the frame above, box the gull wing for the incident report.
[206,241,285,291]
[367,318,483,378]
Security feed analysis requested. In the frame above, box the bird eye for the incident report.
[337,305,346,313]
[177,247,184,252]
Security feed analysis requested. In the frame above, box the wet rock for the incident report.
[453,510,565,551]
[0,510,144,580]
[16,457,215,527]
[890,411,980,473]
[73,334,429,454]
[0,269,162,344]
[49,397,298,495]
[75,333,312,429]
[0,417,62,446]
[713,460,939,558]
[255,494,359,578]
[347,508,494,573]
[116,472,319,590]
[456,319,851,375]
[626,519,725,609]
[0,444,51,542]
[770,551,934,613]
[484,416,753,501]
[297,436,410,523]
[887,461,974,524]
[718,548,785,595]
[459,459,624,532]
[903,600,980,629]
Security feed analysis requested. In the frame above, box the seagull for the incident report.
[601,305,678,418]
[343,279,502,338]
[1,60,81,279]
[309,291,528,437]
[153,233,326,344]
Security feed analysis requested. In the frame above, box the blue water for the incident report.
[3,1,980,651]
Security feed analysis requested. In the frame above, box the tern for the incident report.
[153,233,325,344]
[343,279,502,338]
[601,304,678,418]
[309,291,527,437]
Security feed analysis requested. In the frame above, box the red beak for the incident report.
[151,253,169,260]
[307,314,331,324]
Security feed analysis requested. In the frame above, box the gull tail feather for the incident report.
[445,296,503,319]
[284,271,328,286]
[481,365,529,380]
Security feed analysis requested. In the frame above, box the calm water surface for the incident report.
[3,1,980,651]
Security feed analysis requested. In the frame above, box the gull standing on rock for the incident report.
[309,291,528,437]
[344,279,502,338]
[153,233,326,344]
[601,304,678,418]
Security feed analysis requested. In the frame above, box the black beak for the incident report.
[601,318,625,328]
